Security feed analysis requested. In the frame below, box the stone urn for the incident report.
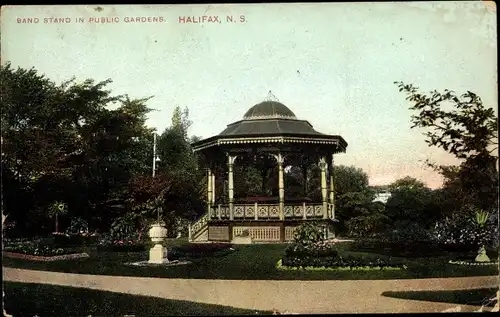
[148,223,168,264]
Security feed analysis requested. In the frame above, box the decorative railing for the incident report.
[188,212,210,241]
[210,203,324,220]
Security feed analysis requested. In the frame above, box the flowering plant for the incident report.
[433,212,498,248]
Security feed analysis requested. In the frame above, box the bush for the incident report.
[284,240,338,258]
[293,222,325,246]
[96,237,148,252]
[281,253,406,269]
[52,232,98,248]
[4,241,77,257]
[433,213,499,248]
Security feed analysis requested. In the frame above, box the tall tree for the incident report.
[395,82,498,213]
[1,63,156,233]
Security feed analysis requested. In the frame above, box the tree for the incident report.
[395,82,498,214]
[385,177,439,229]
[1,63,156,234]
[330,165,376,235]
[47,201,68,233]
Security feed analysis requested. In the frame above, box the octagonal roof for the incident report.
[191,99,348,153]
[243,101,297,120]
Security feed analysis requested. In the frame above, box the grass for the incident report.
[3,282,271,316]
[381,288,498,307]
[3,242,498,280]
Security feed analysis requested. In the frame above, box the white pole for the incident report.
[152,133,157,177]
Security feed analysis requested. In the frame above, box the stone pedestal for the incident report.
[148,223,168,264]
[149,244,168,264]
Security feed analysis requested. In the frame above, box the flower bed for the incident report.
[96,240,148,252]
[3,251,90,262]
[281,223,407,271]
[3,243,80,257]
[448,260,499,266]
[276,259,406,271]
[52,232,98,247]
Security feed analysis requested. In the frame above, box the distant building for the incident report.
[373,191,391,204]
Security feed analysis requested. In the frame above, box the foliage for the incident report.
[52,232,98,247]
[433,212,498,248]
[394,82,498,159]
[474,209,490,229]
[280,253,407,270]
[96,238,148,252]
[4,240,78,257]
[345,202,389,238]
[47,201,68,218]
[292,222,325,246]
[395,82,498,214]
[385,177,441,229]
[1,63,156,235]
[284,240,338,259]
[66,217,89,234]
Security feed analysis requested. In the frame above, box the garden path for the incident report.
[3,267,498,314]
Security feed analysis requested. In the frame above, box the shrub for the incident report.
[433,213,499,248]
[96,237,148,252]
[284,240,338,258]
[281,253,406,270]
[293,222,324,246]
[4,241,77,257]
[52,232,98,248]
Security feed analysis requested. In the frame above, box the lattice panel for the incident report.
[258,205,270,217]
[210,208,217,218]
[306,206,314,216]
[293,206,303,217]
[284,206,293,217]
[233,226,281,242]
[234,205,244,218]
[314,205,323,216]
[285,226,296,241]
[245,205,255,217]
[269,206,280,218]
[208,226,229,241]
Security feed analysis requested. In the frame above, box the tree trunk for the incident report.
[55,214,59,233]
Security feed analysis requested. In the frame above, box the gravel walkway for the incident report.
[3,268,498,314]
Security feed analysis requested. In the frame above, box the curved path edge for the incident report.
[3,268,499,314]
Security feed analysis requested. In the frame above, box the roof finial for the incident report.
[266,90,279,102]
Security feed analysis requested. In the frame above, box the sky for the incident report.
[1,2,497,189]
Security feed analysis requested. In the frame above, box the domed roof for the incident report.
[243,101,297,120]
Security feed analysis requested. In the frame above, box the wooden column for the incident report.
[206,167,212,217]
[211,171,216,205]
[228,155,236,220]
[319,157,328,219]
[276,153,285,220]
[329,154,335,219]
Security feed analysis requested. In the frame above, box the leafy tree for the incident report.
[47,201,68,233]
[1,63,156,234]
[395,82,498,214]
[385,177,443,231]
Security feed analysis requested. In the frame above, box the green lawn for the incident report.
[3,242,497,280]
[3,282,271,316]
[382,288,498,307]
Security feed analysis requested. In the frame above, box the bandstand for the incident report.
[188,100,348,243]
